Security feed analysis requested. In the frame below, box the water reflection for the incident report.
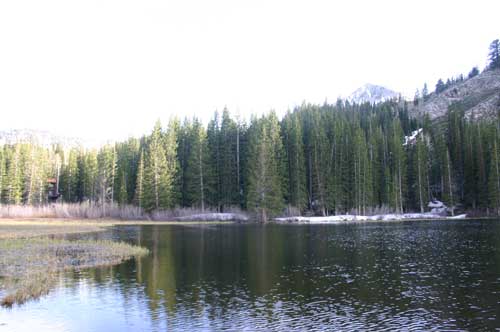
[2,221,500,331]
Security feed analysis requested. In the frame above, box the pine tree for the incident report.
[118,171,128,206]
[390,119,406,213]
[114,137,140,204]
[488,39,500,70]
[413,132,429,213]
[207,111,221,209]
[96,144,117,206]
[24,145,50,205]
[5,144,23,205]
[304,107,329,215]
[468,67,479,79]
[219,109,240,210]
[82,151,98,202]
[0,148,5,206]
[134,149,145,209]
[185,118,211,211]
[488,126,500,215]
[61,148,80,202]
[246,115,284,222]
[282,111,307,212]
[435,79,445,94]
[422,83,429,101]
[165,118,179,206]
[143,120,175,211]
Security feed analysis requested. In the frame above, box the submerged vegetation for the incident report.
[0,228,148,307]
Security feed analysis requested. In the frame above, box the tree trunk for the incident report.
[447,150,454,216]
[417,145,424,213]
[236,124,241,206]
[199,138,205,212]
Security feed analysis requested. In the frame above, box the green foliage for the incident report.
[468,66,479,79]
[246,113,285,221]
[435,79,445,94]
[282,112,307,211]
[488,39,500,70]
[143,120,176,211]
[2,93,500,217]
[134,150,145,209]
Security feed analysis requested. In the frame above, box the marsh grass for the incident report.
[0,202,145,219]
[0,203,247,221]
[0,238,148,307]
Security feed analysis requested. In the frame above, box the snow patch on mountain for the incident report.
[348,84,400,104]
[403,128,423,146]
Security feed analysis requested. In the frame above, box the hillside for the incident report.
[413,69,500,120]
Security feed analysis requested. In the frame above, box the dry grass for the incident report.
[0,222,106,239]
[0,225,148,307]
[0,203,247,221]
[0,202,145,219]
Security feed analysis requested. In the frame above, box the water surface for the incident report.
[1,220,500,331]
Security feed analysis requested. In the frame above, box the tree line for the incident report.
[1,99,500,221]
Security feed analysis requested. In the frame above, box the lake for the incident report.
[1,220,500,331]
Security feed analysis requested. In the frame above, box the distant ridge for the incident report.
[0,128,86,148]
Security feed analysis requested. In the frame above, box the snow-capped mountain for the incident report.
[348,84,399,104]
[0,129,85,148]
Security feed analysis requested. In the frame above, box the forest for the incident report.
[1,98,500,221]
[2,40,500,221]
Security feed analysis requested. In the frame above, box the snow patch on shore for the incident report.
[174,213,249,221]
[276,212,466,223]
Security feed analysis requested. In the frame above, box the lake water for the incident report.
[1,220,500,331]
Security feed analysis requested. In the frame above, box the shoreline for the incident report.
[0,214,486,232]
[273,216,478,225]
[0,218,237,239]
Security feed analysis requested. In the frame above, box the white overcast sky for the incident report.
[0,0,498,142]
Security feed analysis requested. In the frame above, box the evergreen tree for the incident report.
[96,144,117,205]
[246,115,285,222]
[134,149,145,209]
[5,144,23,205]
[207,111,222,209]
[488,39,500,70]
[143,120,176,211]
[60,148,80,202]
[488,127,500,214]
[304,107,329,215]
[422,83,429,101]
[435,79,445,94]
[118,171,128,206]
[390,119,406,213]
[468,66,479,79]
[0,148,5,206]
[219,109,240,210]
[185,118,211,211]
[82,151,98,202]
[282,111,307,212]
[412,132,429,212]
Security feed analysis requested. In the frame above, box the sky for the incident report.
[0,0,499,142]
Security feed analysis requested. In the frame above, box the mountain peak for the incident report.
[348,84,399,104]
